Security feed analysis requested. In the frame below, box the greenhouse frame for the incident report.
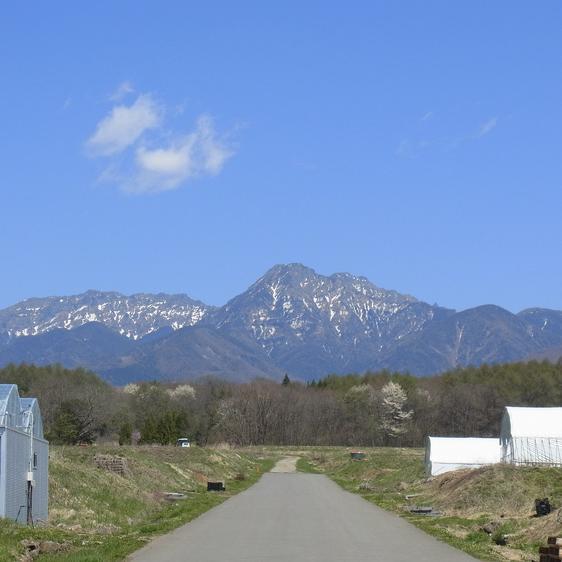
[0,384,48,523]
[500,406,562,466]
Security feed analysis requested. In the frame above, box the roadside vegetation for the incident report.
[289,446,562,561]
[0,445,273,562]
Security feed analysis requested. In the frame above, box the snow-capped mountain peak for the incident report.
[0,291,212,340]
[211,263,443,354]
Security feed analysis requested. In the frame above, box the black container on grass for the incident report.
[207,481,225,492]
[535,498,551,516]
[350,451,366,461]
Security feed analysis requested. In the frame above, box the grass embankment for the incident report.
[0,445,273,562]
[293,447,562,561]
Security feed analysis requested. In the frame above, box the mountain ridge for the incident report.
[0,290,212,340]
[1,263,561,382]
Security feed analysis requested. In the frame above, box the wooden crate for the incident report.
[539,537,562,561]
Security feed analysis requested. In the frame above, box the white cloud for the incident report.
[195,116,234,174]
[86,94,161,156]
[421,111,433,122]
[476,117,498,138]
[87,88,234,194]
[128,116,233,194]
[110,81,135,101]
[137,144,191,176]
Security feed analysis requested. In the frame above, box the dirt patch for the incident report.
[271,457,299,473]
[192,471,209,485]
[433,467,487,494]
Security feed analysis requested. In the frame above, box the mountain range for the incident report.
[1,263,561,383]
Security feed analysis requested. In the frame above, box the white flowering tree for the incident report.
[167,384,196,399]
[380,381,413,442]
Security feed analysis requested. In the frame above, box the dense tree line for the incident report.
[1,360,561,446]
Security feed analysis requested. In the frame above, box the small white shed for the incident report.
[425,437,502,476]
[500,406,562,466]
[0,384,48,523]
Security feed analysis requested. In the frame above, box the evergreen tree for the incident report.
[118,420,133,446]
[282,374,291,386]
[47,399,96,444]
[140,414,159,444]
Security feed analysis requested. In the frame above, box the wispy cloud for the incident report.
[395,139,431,159]
[395,139,411,157]
[86,86,234,194]
[110,81,135,102]
[396,115,500,158]
[476,117,498,138]
[86,94,161,156]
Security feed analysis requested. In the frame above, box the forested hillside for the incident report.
[3,360,561,447]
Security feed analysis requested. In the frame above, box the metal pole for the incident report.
[26,480,33,526]
[26,410,34,526]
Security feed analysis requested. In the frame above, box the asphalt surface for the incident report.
[129,470,479,562]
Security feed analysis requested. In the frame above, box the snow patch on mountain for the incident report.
[210,263,442,359]
[0,290,212,340]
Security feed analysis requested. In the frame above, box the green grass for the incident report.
[0,445,273,562]
[296,457,321,473]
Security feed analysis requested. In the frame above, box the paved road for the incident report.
[129,470,478,562]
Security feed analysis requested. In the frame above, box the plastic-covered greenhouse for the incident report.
[500,406,562,466]
[425,436,501,476]
[0,384,48,523]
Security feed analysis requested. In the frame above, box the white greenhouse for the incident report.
[0,384,48,523]
[500,406,562,466]
[425,437,502,476]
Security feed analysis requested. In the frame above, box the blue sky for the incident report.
[1,2,561,312]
